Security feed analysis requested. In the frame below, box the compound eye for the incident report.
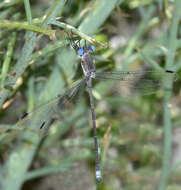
[77,48,84,56]
[90,45,95,52]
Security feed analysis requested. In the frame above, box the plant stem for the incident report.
[158,0,181,189]
[24,0,33,25]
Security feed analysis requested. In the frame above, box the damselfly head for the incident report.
[77,45,95,56]
[90,45,95,52]
[77,48,84,56]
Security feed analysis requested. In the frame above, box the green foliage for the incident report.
[0,0,181,189]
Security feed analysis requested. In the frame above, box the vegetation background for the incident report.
[0,0,181,189]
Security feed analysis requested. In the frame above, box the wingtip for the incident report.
[20,112,29,120]
[165,70,174,73]
[165,70,178,81]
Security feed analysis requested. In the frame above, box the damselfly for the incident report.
[17,36,177,182]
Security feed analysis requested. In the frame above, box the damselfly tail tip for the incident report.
[96,170,102,183]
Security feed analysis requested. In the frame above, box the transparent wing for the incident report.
[95,70,177,81]
[16,78,87,138]
[94,70,177,97]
